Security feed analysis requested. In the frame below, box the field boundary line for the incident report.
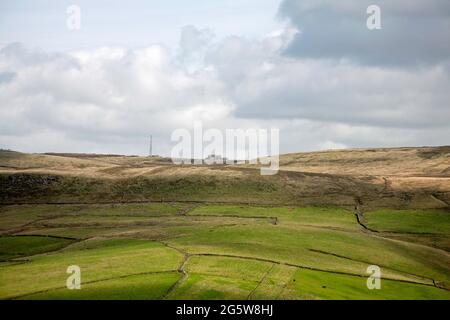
[159,241,190,299]
[0,200,353,209]
[186,213,278,225]
[5,270,179,300]
[153,240,450,291]
[308,248,436,286]
[247,263,275,300]
[352,207,450,256]
[187,252,449,291]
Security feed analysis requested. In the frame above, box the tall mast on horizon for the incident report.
[149,135,152,157]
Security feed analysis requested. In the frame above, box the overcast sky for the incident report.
[1,0,449,156]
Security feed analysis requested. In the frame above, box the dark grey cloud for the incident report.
[232,60,450,128]
[278,0,450,66]
[203,31,450,129]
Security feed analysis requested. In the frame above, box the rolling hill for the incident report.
[0,147,449,300]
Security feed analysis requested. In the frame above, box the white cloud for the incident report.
[1,25,449,156]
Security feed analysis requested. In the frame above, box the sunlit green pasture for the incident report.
[0,203,449,299]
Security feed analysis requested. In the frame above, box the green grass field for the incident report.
[0,203,449,299]
[364,209,450,234]
[0,236,74,261]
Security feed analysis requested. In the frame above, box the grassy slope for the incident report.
[1,203,449,299]
[0,203,185,231]
[8,203,447,286]
[0,238,182,299]
[22,272,180,300]
[277,146,450,176]
[0,236,74,261]
[0,147,449,300]
[166,223,449,285]
[364,209,450,234]
[170,256,450,300]
[189,205,360,230]
[1,147,449,209]
[286,268,449,300]
[186,205,450,284]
